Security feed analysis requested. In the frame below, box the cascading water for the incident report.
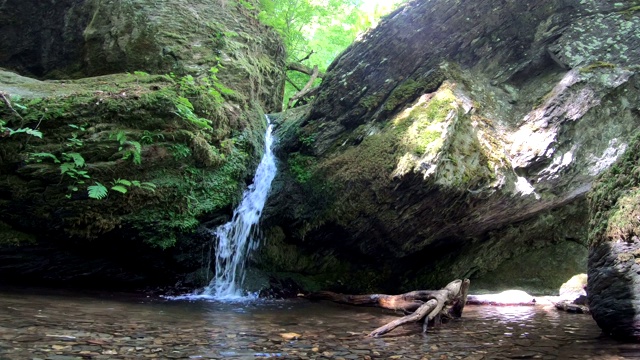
[199,115,277,301]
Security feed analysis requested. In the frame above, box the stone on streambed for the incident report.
[559,274,588,302]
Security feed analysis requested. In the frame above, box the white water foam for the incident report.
[168,116,277,302]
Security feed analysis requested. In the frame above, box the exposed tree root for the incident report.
[303,279,470,337]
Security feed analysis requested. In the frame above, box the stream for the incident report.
[1,287,639,359]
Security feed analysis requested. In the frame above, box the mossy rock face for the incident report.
[263,0,640,297]
[0,0,284,111]
[0,0,285,288]
[0,69,265,286]
[588,133,640,341]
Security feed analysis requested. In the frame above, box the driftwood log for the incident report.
[304,279,470,337]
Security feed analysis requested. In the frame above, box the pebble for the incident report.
[1,291,640,359]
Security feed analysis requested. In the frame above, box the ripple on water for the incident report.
[1,289,640,359]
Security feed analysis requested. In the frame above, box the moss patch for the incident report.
[589,132,640,246]
[0,70,266,250]
[0,222,36,246]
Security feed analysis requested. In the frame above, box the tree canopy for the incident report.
[257,0,407,107]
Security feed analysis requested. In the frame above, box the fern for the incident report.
[59,163,75,175]
[173,96,213,130]
[29,152,60,163]
[9,128,43,138]
[88,182,108,199]
[62,152,85,167]
[139,181,157,192]
[129,141,142,165]
[112,178,132,187]
[110,185,128,194]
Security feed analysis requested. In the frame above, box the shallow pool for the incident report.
[0,288,638,359]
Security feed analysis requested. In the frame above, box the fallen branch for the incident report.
[287,65,320,109]
[304,279,470,337]
[286,62,325,78]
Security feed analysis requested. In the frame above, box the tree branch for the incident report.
[287,62,325,78]
[287,64,320,108]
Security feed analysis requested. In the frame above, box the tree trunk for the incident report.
[303,279,470,337]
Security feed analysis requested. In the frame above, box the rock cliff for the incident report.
[0,0,285,289]
[262,0,640,300]
[588,134,640,340]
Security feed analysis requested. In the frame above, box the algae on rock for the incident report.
[263,0,640,296]
[0,0,286,288]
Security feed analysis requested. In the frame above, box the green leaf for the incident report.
[8,127,42,138]
[112,178,132,187]
[63,152,85,168]
[60,162,75,175]
[25,128,43,138]
[29,152,60,163]
[141,182,156,188]
[110,185,128,194]
[88,182,108,199]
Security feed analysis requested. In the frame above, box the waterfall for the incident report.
[201,115,277,300]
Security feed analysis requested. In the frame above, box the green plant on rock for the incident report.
[111,131,142,165]
[288,152,315,184]
[173,96,213,130]
[170,143,192,159]
[88,179,157,200]
[0,93,43,139]
[140,130,165,144]
[60,152,90,196]
[0,120,43,138]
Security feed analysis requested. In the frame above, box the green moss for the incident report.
[589,132,640,245]
[617,5,640,19]
[399,87,456,155]
[382,70,446,112]
[288,152,315,184]
[384,79,422,111]
[0,69,264,250]
[359,93,384,111]
[0,222,36,246]
[579,61,617,73]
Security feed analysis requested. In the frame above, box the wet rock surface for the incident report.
[1,289,639,359]
[263,0,640,296]
[588,133,640,340]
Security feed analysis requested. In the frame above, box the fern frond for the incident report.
[59,163,75,174]
[110,185,128,194]
[140,182,157,192]
[88,182,108,199]
[63,152,85,168]
[112,179,132,187]
[29,152,60,163]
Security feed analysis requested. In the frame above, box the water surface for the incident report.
[0,288,638,359]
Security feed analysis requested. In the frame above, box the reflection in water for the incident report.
[1,288,640,359]
[493,305,536,323]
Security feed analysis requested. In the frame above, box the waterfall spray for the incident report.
[201,115,277,300]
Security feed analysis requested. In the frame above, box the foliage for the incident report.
[171,65,236,129]
[288,152,315,183]
[0,95,43,138]
[111,131,142,165]
[88,179,157,199]
[0,120,43,138]
[173,96,213,130]
[257,0,407,104]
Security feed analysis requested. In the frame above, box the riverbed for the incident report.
[0,288,638,359]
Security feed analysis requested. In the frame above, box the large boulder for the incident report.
[0,0,285,289]
[588,134,640,340]
[262,0,640,296]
